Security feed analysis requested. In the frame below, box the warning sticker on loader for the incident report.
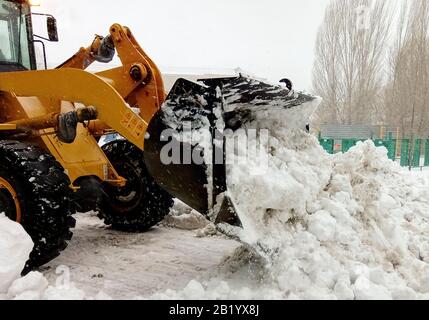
[120,110,145,138]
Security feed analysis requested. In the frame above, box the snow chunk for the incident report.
[43,284,86,300]
[163,210,209,231]
[7,272,48,300]
[308,211,337,242]
[0,215,33,293]
[353,276,392,300]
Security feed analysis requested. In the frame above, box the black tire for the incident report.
[0,141,76,273]
[97,140,173,232]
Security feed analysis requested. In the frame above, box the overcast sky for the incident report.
[33,0,330,90]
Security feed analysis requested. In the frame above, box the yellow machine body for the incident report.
[0,23,164,188]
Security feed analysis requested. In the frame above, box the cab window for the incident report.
[0,0,32,69]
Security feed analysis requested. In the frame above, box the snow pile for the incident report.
[152,129,429,300]
[5,268,103,300]
[42,282,87,300]
[7,272,49,300]
[3,266,108,300]
[0,214,33,294]
[0,215,110,300]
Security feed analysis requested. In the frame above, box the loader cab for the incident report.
[0,0,36,71]
[0,0,58,72]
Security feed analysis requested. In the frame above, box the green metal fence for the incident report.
[425,139,429,167]
[413,139,422,168]
[318,136,429,168]
[319,138,334,155]
[400,139,410,167]
[341,139,358,153]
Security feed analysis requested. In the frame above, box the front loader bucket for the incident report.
[144,79,215,215]
[144,75,319,227]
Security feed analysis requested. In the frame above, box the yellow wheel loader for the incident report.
[0,0,318,272]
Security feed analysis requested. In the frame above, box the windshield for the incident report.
[0,0,32,69]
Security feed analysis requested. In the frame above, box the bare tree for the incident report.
[312,0,394,126]
[384,0,429,139]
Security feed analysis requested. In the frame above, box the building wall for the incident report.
[320,124,400,140]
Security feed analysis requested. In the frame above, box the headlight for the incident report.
[29,0,42,7]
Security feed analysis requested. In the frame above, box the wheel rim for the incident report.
[0,177,22,223]
[108,162,144,213]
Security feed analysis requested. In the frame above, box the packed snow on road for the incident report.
[1,125,429,300]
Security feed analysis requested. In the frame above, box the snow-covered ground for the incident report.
[40,212,238,299]
[0,208,239,300]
